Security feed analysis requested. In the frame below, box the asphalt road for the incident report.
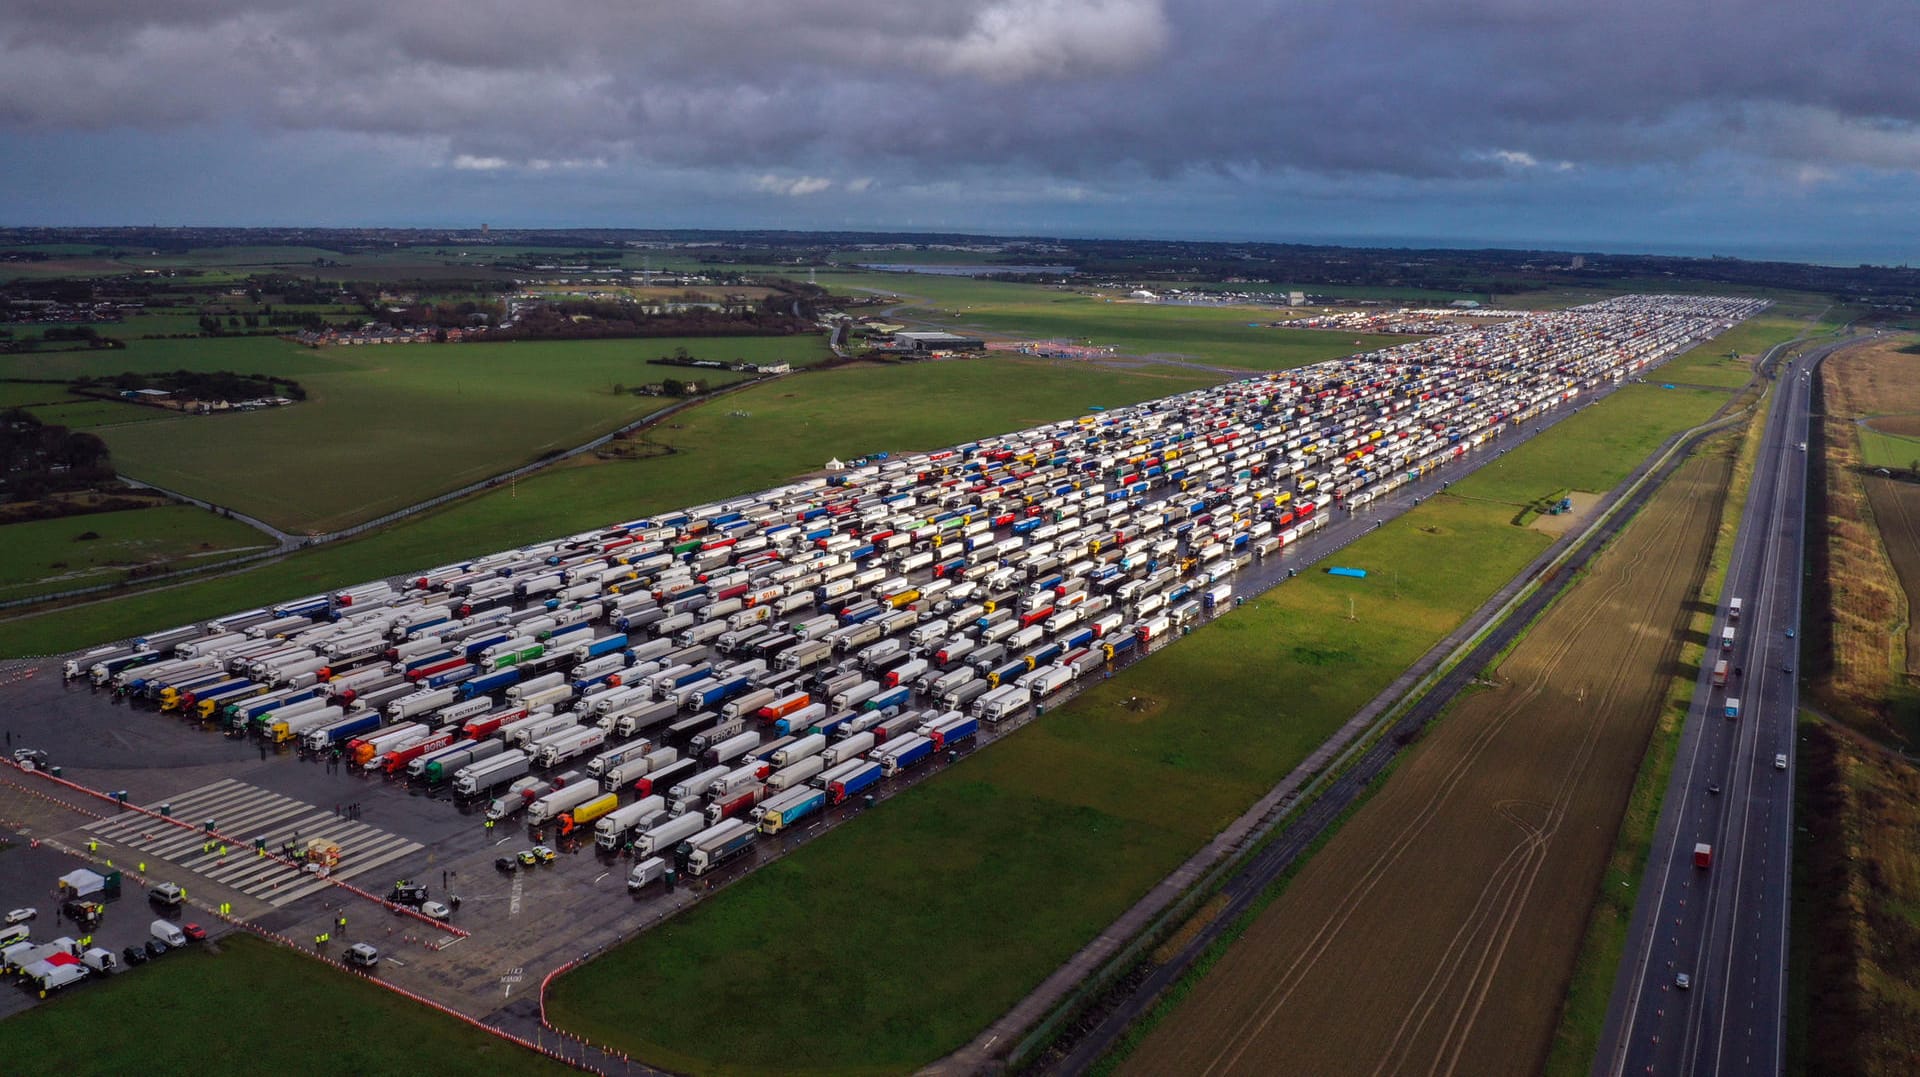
[1596,334,1855,1077]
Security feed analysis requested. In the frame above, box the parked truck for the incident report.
[453,749,531,797]
[528,782,603,826]
[682,819,757,876]
[758,788,827,834]
[827,760,884,804]
[535,725,607,768]
[634,812,706,857]
[594,796,668,850]
[420,739,505,784]
[558,791,619,834]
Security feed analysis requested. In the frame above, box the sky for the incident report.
[2,0,1917,263]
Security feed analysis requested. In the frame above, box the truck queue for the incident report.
[66,295,1765,890]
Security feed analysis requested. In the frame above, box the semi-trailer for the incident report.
[386,687,459,721]
[877,734,934,777]
[757,787,827,833]
[418,738,505,782]
[766,755,827,791]
[634,757,697,798]
[271,706,345,744]
[827,760,884,804]
[689,717,749,755]
[535,726,607,768]
[528,782,602,826]
[771,734,826,768]
[1712,659,1730,687]
[350,723,429,767]
[768,702,828,738]
[455,750,531,797]
[704,785,766,825]
[380,730,456,774]
[682,819,757,876]
[595,796,668,850]
[558,792,619,834]
[703,730,762,766]
[926,715,979,751]
[607,698,680,739]
[509,713,578,749]
[301,711,383,752]
[586,738,655,778]
[635,813,706,857]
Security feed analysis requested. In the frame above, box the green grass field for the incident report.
[1445,385,1726,506]
[1656,315,1813,387]
[0,358,1224,656]
[0,506,269,602]
[547,494,1555,1076]
[0,934,572,1077]
[828,270,1413,370]
[1857,427,1920,471]
[79,335,824,533]
[543,364,1718,1073]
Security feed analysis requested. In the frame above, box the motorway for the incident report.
[1597,333,1854,1076]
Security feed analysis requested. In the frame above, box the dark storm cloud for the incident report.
[2,0,1916,185]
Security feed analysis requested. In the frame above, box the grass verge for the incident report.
[0,933,574,1077]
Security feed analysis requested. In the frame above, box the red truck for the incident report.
[1693,843,1713,869]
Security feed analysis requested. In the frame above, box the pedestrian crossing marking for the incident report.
[86,779,423,907]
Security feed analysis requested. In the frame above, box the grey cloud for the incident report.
[1,0,1916,191]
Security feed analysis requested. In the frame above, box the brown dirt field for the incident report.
[1824,337,1920,419]
[1119,449,1731,1077]
[1864,476,1920,679]
[1864,414,1920,439]
[1529,491,1601,536]
[1814,349,1910,742]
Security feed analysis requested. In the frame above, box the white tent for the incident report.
[58,868,105,896]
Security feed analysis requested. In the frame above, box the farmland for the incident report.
[1815,337,1920,739]
[1118,441,1731,1077]
[0,506,269,602]
[0,934,574,1077]
[79,335,825,533]
[0,357,1224,656]
[1796,719,1920,1077]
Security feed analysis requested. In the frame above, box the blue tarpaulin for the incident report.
[1327,566,1368,579]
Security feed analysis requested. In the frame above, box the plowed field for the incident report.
[1864,475,1920,679]
[1120,448,1732,1077]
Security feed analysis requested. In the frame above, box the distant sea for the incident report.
[1267,233,1915,268]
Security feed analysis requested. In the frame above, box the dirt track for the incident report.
[1119,448,1731,1077]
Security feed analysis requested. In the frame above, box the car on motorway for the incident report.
[1676,971,1692,990]
[516,849,539,867]
[531,844,557,865]
[495,856,518,874]
[1775,753,1789,770]
[5,907,36,925]
[1786,627,1795,638]
[1707,783,1721,795]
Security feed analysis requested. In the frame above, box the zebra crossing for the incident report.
[84,779,423,909]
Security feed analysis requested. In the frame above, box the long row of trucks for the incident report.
[81,296,1766,890]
